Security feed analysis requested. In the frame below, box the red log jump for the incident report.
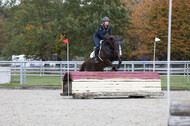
[60,72,164,99]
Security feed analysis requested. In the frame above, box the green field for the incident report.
[0,75,189,89]
[0,76,62,87]
[160,76,190,89]
[0,55,6,61]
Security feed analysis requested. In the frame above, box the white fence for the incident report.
[0,61,189,84]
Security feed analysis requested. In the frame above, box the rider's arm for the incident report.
[108,26,112,36]
[98,25,107,40]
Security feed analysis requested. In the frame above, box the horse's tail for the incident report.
[80,61,86,71]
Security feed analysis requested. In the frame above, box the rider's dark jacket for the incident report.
[94,24,112,40]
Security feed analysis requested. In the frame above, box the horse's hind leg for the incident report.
[80,61,86,71]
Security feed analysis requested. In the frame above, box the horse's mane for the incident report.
[101,36,120,57]
[102,36,117,45]
[102,36,119,47]
[108,36,117,39]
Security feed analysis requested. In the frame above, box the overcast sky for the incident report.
[1,0,20,5]
[1,0,67,5]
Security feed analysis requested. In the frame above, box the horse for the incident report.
[80,36,123,71]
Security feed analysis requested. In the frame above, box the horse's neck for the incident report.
[101,41,114,55]
[102,40,113,48]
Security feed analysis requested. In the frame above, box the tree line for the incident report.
[0,0,189,61]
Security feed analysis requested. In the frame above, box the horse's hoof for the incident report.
[111,67,118,71]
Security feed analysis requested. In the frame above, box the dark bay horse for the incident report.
[80,36,123,71]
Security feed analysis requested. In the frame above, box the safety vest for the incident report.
[100,24,110,35]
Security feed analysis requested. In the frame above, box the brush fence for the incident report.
[168,100,190,126]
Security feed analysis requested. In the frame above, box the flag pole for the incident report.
[167,0,172,117]
[67,42,69,96]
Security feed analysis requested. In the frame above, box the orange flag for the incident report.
[63,39,68,43]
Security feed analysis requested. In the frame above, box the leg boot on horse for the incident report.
[94,48,99,64]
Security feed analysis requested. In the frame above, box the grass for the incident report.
[0,75,61,87]
[0,75,189,89]
[161,76,190,89]
[0,55,7,61]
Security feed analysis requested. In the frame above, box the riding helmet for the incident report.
[102,17,110,22]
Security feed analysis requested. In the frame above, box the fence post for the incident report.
[14,62,16,76]
[20,61,23,85]
[74,62,77,71]
[124,64,126,72]
[43,63,44,76]
[149,65,150,72]
[132,62,134,72]
[63,65,65,74]
[187,63,189,83]
[24,60,26,84]
[60,62,62,83]
[40,62,42,77]
[143,62,145,72]
[184,62,186,79]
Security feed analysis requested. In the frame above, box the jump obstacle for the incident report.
[60,72,164,99]
[168,100,190,126]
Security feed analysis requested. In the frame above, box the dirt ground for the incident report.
[0,90,190,126]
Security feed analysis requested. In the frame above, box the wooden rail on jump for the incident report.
[60,72,164,99]
[168,100,190,126]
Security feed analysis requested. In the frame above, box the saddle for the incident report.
[90,40,104,59]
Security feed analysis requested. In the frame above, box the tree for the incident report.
[0,0,8,56]
[120,0,142,13]
[148,0,190,60]
[125,0,189,60]
[63,0,130,59]
[124,0,154,60]
[2,0,130,60]
[3,0,67,60]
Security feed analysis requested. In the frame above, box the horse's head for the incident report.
[108,36,123,56]
[108,36,123,46]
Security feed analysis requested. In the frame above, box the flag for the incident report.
[155,37,160,42]
[63,39,68,43]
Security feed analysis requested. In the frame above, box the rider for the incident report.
[93,17,112,63]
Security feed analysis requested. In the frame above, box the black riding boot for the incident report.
[94,48,99,63]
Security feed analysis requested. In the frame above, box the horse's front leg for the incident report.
[104,59,118,71]
[116,57,122,69]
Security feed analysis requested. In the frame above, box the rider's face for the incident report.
[104,21,109,25]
